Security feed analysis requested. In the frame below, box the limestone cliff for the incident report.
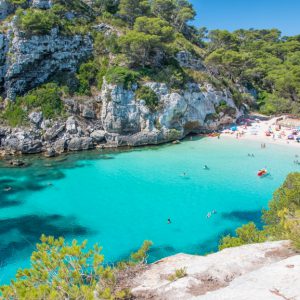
[128,241,300,300]
[0,0,247,156]
[0,80,241,155]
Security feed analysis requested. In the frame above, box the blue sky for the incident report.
[190,0,300,36]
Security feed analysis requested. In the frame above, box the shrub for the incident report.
[76,61,98,95]
[105,66,139,89]
[167,268,187,282]
[2,102,27,126]
[20,83,63,119]
[0,236,152,300]
[16,8,60,35]
[136,86,159,111]
[219,173,300,251]
[219,222,266,251]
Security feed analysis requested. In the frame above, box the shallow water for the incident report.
[0,137,299,283]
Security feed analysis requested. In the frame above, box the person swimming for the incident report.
[3,186,12,192]
[206,212,211,219]
[212,210,217,214]
[167,218,172,224]
[204,165,209,170]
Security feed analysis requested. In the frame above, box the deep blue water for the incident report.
[0,137,299,283]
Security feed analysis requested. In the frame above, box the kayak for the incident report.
[258,169,268,177]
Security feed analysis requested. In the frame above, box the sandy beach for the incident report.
[220,116,300,149]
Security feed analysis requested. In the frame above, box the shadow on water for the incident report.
[0,214,93,267]
[221,210,263,226]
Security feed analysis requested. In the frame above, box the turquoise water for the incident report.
[0,137,299,283]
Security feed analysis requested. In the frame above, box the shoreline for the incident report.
[220,117,300,149]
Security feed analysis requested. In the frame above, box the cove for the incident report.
[0,137,299,284]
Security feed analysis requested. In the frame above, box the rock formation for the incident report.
[129,241,300,300]
[0,80,241,155]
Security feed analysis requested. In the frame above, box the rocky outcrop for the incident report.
[0,33,8,87]
[0,80,241,156]
[176,51,205,71]
[3,26,93,99]
[0,0,13,21]
[130,241,299,300]
[31,0,52,9]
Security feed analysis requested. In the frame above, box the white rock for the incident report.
[131,241,297,300]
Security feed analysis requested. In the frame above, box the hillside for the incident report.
[0,0,299,157]
[0,0,243,156]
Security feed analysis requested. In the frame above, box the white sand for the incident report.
[220,117,300,148]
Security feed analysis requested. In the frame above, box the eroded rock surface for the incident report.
[0,80,242,156]
[130,241,298,300]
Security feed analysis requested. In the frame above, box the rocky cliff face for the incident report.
[0,80,241,156]
[2,25,92,99]
[0,3,244,156]
[129,241,299,300]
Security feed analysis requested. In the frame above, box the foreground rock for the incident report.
[130,241,299,300]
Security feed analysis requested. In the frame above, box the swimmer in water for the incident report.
[212,210,217,214]
[206,212,211,219]
[204,165,209,170]
[167,218,171,224]
[3,187,12,192]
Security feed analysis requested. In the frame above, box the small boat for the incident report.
[257,169,268,177]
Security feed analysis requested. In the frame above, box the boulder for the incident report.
[19,139,43,154]
[29,111,43,126]
[44,123,65,141]
[54,138,67,154]
[66,117,77,134]
[90,130,106,143]
[68,137,94,151]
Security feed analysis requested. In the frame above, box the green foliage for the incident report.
[7,0,27,5]
[219,173,300,251]
[151,0,196,32]
[105,66,139,88]
[2,83,63,126]
[119,30,161,67]
[118,0,150,26]
[16,8,60,35]
[167,268,187,282]
[134,16,175,42]
[204,29,300,116]
[136,86,159,111]
[130,240,153,263]
[219,223,267,251]
[0,236,152,300]
[262,173,300,246]
[2,101,27,127]
[21,83,63,119]
[76,61,98,95]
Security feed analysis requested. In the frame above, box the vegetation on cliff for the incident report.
[0,236,152,300]
[1,0,300,123]
[219,172,300,251]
